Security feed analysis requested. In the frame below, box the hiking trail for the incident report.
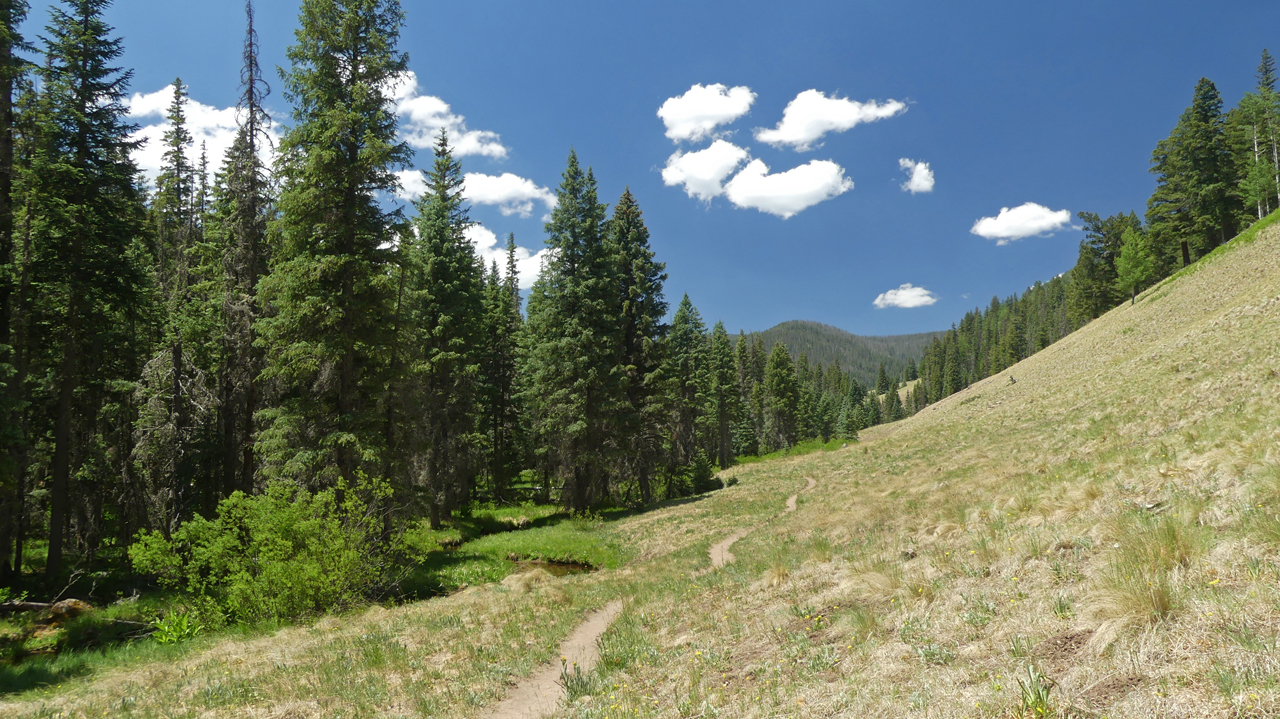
[480,600,623,719]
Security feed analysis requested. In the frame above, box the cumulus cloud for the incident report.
[390,71,507,158]
[127,86,280,186]
[465,224,551,290]
[873,283,938,309]
[462,173,556,218]
[661,140,750,201]
[755,90,906,151]
[898,158,934,193]
[722,158,853,219]
[970,202,1071,244]
[393,170,557,219]
[657,83,756,143]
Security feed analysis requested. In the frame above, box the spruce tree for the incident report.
[520,151,618,510]
[33,0,149,579]
[479,237,523,502]
[1147,78,1241,272]
[609,189,666,502]
[707,321,740,468]
[662,294,708,479]
[762,342,798,450]
[0,0,27,584]
[213,0,273,498]
[256,0,409,489]
[396,131,484,525]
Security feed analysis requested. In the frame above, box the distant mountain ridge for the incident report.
[740,320,943,386]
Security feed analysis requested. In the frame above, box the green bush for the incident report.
[130,477,393,624]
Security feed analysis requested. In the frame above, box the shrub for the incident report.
[130,477,393,624]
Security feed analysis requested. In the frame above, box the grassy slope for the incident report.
[5,218,1280,717]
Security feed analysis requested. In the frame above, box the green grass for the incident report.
[736,436,849,465]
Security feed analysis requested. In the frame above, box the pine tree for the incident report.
[762,342,798,451]
[256,0,409,489]
[520,150,619,510]
[875,362,890,395]
[33,0,150,579]
[609,188,666,502]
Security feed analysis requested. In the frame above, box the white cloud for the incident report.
[661,140,750,201]
[873,283,938,309]
[465,224,551,290]
[127,86,280,186]
[462,172,557,218]
[970,202,1071,245]
[722,158,853,218]
[390,70,507,158]
[393,170,557,219]
[394,170,429,201]
[755,90,906,151]
[898,158,934,193]
[657,83,756,143]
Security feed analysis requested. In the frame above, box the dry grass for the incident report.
[5,220,1280,717]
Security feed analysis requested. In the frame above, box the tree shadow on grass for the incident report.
[0,654,92,697]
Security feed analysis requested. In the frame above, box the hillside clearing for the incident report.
[5,221,1280,718]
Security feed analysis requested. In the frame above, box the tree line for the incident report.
[909,51,1280,409]
[0,0,921,591]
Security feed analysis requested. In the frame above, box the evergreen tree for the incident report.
[212,0,273,498]
[707,321,739,469]
[1147,78,1241,273]
[609,188,666,503]
[520,150,618,510]
[662,294,708,479]
[133,78,217,534]
[33,0,150,579]
[875,362,890,395]
[478,236,523,502]
[394,131,485,526]
[256,0,409,489]
[0,0,28,585]
[1114,226,1155,304]
[762,342,798,450]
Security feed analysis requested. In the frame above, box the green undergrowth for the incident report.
[736,436,850,465]
[399,511,627,597]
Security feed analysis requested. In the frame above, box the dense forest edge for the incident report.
[0,0,1277,697]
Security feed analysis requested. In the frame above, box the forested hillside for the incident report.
[741,320,940,386]
[0,0,912,620]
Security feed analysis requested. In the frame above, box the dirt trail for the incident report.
[480,600,623,719]
[696,476,817,577]
[782,476,816,515]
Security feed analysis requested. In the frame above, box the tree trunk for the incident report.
[47,332,79,582]
[1180,241,1191,268]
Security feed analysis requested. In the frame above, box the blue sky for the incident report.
[23,0,1280,335]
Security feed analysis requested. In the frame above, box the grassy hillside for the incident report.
[744,320,942,384]
[5,216,1280,718]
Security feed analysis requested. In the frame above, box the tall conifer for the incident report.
[257,0,409,488]
[34,0,149,578]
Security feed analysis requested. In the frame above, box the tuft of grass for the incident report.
[1017,665,1056,718]
[1052,594,1074,620]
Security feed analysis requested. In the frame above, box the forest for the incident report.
[0,0,907,623]
[909,51,1280,408]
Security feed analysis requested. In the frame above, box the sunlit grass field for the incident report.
[4,215,1280,717]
